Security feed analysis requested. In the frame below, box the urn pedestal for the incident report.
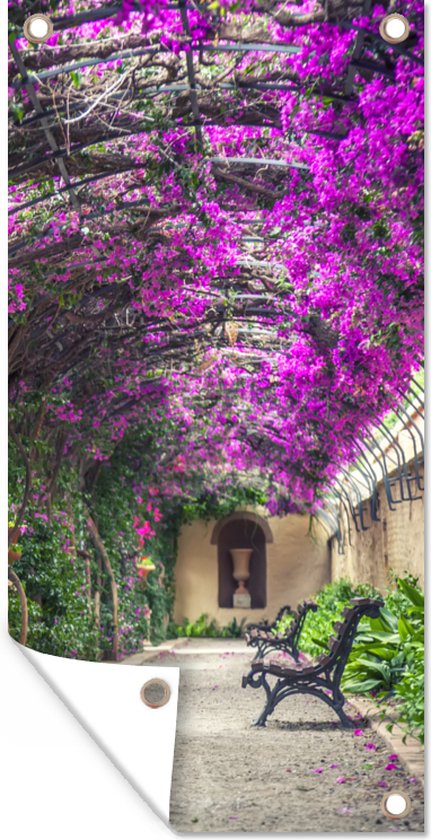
[230,548,252,608]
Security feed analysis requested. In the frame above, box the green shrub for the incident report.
[275,578,380,657]
[343,576,424,741]
[389,577,424,743]
[8,513,100,659]
[395,657,424,743]
[174,612,246,638]
[342,605,406,694]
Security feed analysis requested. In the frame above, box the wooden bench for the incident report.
[244,600,318,663]
[241,597,384,728]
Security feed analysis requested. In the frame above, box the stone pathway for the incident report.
[137,639,424,833]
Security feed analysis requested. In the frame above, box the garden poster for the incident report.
[8,0,424,833]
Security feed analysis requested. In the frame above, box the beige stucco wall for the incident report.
[174,511,330,625]
[330,466,424,591]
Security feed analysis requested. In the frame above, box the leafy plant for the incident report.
[175,612,246,638]
[343,576,424,743]
[8,509,100,660]
[342,605,405,694]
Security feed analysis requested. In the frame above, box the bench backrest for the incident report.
[273,604,294,627]
[314,597,383,682]
[286,600,318,651]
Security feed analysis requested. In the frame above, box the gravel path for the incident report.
[145,639,424,833]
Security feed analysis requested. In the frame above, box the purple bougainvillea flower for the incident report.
[335,776,347,784]
[384,762,398,771]
[408,777,418,785]
[364,742,377,750]
[310,767,325,774]
[377,780,390,788]
[354,729,364,736]
[388,754,399,761]
[329,763,340,769]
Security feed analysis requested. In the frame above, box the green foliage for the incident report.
[220,616,247,638]
[8,585,43,639]
[174,612,246,638]
[180,486,267,524]
[395,657,424,743]
[343,575,424,725]
[342,605,406,694]
[8,510,100,660]
[390,577,424,743]
[275,578,380,656]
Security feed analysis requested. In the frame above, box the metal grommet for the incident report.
[379,13,410,44]
[381,790,412,820]
[140,678,171,709]
[23,14,54,44]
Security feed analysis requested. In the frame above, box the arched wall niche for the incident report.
[210,511,273,545]
[211,512,272,609]
[173,512,331,625]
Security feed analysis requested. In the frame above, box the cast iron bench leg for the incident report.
[253,675,278,727]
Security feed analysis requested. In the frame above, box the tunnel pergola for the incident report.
[9,0,424,543]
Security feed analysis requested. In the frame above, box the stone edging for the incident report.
[347,694,424,786]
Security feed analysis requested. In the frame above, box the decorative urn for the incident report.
[229,548,252,608]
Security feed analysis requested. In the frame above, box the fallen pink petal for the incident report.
[353,729,364,736]
[384,763,399,771]
[335,776,347,784]
[364,743,377,750]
